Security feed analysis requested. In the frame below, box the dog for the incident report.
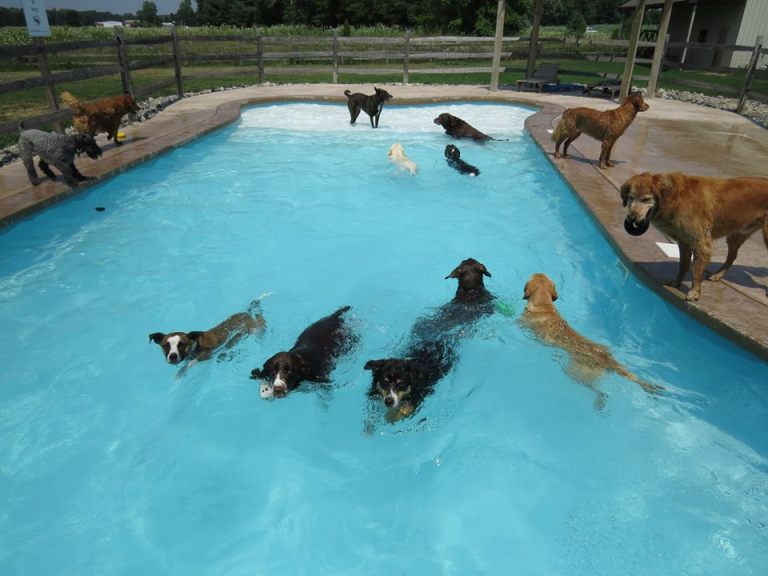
[251,306,356,399]
[365,258,495,423]
[520,273,661,409]
[343,87,393,128]
[61,91,139,146]
[552,92,649,169]
[444,144,480,176]
[17,128,102,187]
[621,172,768,301]
[150,297,267,376]
[388,143,418,175]
[434,113,492,141]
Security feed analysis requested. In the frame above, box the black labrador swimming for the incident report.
[434,113,493,141]
[251,306,357,399]
[343,87,393,128]
[365,258,495,423]
[444,144,480,177]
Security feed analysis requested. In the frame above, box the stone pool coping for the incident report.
[1,83,767,361]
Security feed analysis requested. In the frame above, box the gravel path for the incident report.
[2,86,766,167]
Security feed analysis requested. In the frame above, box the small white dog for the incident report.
[388,143,418,175]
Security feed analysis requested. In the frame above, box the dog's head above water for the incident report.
[522,273,559,309]
[446,258,492,301]
[149,331,203,364]
[364,358,431,412]
[251,351,308,399]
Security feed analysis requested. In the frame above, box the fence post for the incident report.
[403,30,410,85]
[737,35,763,114]
[256,31,264,84]
[647,0,673,97]
[490,0,506,92]
[332,29,339,84]
[114,27,134,97]
[620,0,645,101]
[33,37,63,133]
[170,25,184,98]
[526,0,543,79]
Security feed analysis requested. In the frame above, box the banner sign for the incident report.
[23,0,51,38]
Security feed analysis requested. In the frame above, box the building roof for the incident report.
[621,0,741,8]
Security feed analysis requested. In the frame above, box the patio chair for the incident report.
[587,73,623,99]
[516,63,560,93]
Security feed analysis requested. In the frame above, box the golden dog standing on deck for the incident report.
[61,91,139,147]
[520,273,661,409]
[552,93,649,169]
[621,172,768,302]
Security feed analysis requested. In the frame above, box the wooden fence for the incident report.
[0,28,766,138]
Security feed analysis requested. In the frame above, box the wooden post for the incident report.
[490,0,505,92]
[526,0,543,79]
[114,27,134,97]
[332,29,339,84]
[403,30,410,85]
[620,0,645,101]
[737,35,764,114]
[170,25,184,98]
[256,31,264,84]
[33,37,62,133]
[647,0,673,97]
[681,1,698,64]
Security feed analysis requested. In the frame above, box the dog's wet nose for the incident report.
[273,385,287,398]
[168,353,179,364]
[384,396,395,407]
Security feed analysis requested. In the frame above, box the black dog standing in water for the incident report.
[343,87,393,128]
[365,258,495,424]
[251,306,357,399]
[444,144,480,177]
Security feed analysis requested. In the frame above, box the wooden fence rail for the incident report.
[0,29,765,138]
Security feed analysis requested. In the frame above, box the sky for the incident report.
[0,0,195,15]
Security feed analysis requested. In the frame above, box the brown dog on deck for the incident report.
[552,92,648,169]
[520,273,661,409]
[61,91,139,146]
[621,172,768,302]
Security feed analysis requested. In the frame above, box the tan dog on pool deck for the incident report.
[520,273,661,409]
[621,172,768,302]
[150,296,268,377]
[388,143,418,175]
[552,92,649,169]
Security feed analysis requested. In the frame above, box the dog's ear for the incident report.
[445,263,462,280]
[187,331,204,341]
[478,262,492,278]
[651,173,674,201]
[250,367,264,379]
[549,282,559,302]
[364,359,384,371]
[149,332,165,344]
[522,281,532,300]
[620,181,631,207]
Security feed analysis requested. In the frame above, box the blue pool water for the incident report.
[1,102,767,576]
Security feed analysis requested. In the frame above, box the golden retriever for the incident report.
[61,91,139,147]
[388,143,418,175]
[621,172,768,301]
[552,92,649,169]
[520,273,661,409]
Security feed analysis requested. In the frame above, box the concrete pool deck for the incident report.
[1,83,767,361]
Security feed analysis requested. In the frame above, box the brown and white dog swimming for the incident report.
[251,306,357,399]
[365,258,495,423]
[343,87,393,128]
[444,144,480,177]
[149,296,268,376]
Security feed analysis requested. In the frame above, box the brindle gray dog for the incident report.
[18,128,102,187]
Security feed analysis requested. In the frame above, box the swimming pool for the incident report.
[1,102,767,575]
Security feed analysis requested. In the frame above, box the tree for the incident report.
[175,0,196,25]
[567,11,587,41]
[137,1,160,26]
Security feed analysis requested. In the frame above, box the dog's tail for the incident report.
[616,366,664,396]
[60,91,84,113]
[551,115,567,142]
[247,291,273,317]
[343,89,352,97]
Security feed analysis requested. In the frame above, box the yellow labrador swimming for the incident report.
[388,143,418,175]
[520,273,661,409]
